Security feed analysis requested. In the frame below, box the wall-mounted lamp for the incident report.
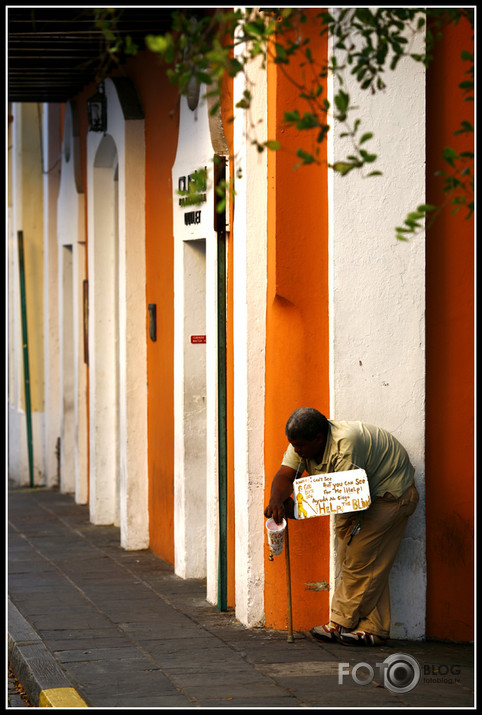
[87,82,107,133]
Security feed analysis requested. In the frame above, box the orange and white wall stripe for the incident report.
[263,8,426,638]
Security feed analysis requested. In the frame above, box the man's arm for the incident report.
[264,465,297,524]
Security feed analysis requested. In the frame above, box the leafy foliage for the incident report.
[96,7,474,241]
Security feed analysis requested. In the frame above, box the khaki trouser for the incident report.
[330,483,419,638]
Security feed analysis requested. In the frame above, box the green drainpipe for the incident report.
[17,231,34,488]
[215,156,228,612]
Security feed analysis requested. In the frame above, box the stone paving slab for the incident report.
[8,487,475,709]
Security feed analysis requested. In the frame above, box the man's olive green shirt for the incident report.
[282,420,415,498]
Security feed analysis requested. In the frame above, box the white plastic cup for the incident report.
[266,517,287,556]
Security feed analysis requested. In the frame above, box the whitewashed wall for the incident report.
[42,103,62,489]
[172,84,225,584]
[232,51,268,627]
[328,13,426,639]
[57,101,87,502]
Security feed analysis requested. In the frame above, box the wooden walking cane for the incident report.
[284,519,295,643]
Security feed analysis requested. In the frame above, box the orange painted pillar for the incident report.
[265,10,331,631]
[125,51,180,564]
[425,15,474,641]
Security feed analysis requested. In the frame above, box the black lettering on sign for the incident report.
[184,211,202,226]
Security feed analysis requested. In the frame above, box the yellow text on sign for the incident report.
[293,469,371,519]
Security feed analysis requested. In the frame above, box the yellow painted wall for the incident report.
[16,103,45,413]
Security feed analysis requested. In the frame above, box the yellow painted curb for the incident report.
[39,688,88,707]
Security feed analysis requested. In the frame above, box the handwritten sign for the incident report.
[293,469,371,519]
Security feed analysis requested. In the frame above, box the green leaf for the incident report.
[296,149,316,164]
[360,150,377,163]
[298,113,320,129]
[275,42,288,63]
[209,101,221,116]
[334,90,349,114]
[316,125,330,143]
[442,146,459,167]
[146,34,172,55]
[195,71,213,85]
[265,140,281,151]
[124,35,138,56]
[333,160,360,175]
[454,121,474,135]
[284,110,301,123]
[406,211,425,221]
[359,132,374,144]
[235,99,250,109]
[227,58,244,77]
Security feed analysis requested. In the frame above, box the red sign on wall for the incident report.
[190,335,206,344]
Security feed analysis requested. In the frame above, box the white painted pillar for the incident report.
[57,101,88,501]
[172,88,215,581]
[59,244,76,494]
[328,14,426,639]
[42,103,61,488]
[117,115,148,550]
[232,52,268,627]
[87,149,119,525]
[73,240,88,505]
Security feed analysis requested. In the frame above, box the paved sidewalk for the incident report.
[8,487,475,708]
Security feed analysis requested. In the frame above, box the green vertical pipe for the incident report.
[17,231,34,488]
[215,156,228,611]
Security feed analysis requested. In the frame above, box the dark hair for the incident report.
[285,407,328,441]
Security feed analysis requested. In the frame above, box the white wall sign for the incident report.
[174,167,212,240]
[293,469,371,518]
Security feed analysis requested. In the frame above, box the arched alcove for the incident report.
[90,134,120,525]
[87,77,148,549]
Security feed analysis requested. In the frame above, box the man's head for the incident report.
[285,407,328,441]
[285,407,328,461]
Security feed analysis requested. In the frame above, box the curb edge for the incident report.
[8,598,89,707]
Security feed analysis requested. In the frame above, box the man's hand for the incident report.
[264,502,285,525]
[265,496,295,524]
[264,465,297,524]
